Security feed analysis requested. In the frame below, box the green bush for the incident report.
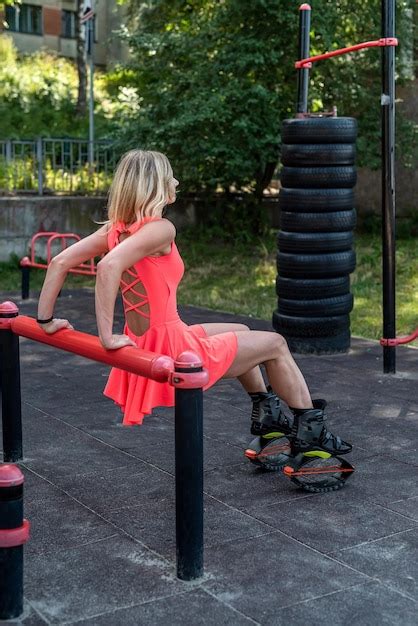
[0,34,127,139]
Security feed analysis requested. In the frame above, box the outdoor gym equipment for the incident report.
[294,1,417,370]
[0,301,207,617]
[20,232,99,300]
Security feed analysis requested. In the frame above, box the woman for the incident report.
[37,149,351,463]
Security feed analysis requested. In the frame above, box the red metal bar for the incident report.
[295,37,398,69]
[7,315,174,382]
[22,231,98,276]
[46,234,80,264]
[380,328,418,347]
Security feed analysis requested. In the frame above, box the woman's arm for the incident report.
[95,219,175,349]
[37,225,110,334]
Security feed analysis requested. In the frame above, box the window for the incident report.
[62,10,76,39]
[5,4,43,35]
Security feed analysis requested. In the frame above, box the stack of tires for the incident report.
[273,117,357,354]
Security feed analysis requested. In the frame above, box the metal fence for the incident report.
[0,138,117,195]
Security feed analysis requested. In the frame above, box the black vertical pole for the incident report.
[20,266,30,301]
[296,4,311,115]
[0,303,23,462]
[382,0,396,373]
[174,359,204,580]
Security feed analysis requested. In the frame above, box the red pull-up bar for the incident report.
[295,37,398,69]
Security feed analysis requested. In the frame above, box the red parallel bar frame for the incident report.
[295,37,398,69]
[380,328,418,347]
[21,232,98,276]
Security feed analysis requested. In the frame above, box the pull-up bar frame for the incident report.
[295,1,399,372]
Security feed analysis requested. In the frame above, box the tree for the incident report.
[116,0,416,199]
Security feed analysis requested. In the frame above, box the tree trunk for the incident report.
[76,0,87,116]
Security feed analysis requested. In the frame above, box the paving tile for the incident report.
[339,455,418,506]
[56,464,271,560]
[20,405,139,481]
[203,532,367,623]
[25,534,184,624]
[104,493,272,560]
[386,495,418,521]
[250,495,417,554]
[22,469,116,556]
[334,528,418,601]
[73,589,256,625]
[276,581,418,626]
[204,462,317,511]
[2,602,49,625]
[57,464,173,516]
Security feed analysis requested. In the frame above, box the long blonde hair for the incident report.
[107,150,174,224]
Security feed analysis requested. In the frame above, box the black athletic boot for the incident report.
[249,386,293,439]
[290,400,352,455]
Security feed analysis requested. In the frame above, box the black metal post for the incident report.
[0,303,23,462]
[0,464,29,620]
[296,3,311,114]
[381,0,396,373]
[20,265,30,300]
[174,361,204,580]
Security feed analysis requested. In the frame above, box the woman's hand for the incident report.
[100,334,136,350]
[39,318,74,334]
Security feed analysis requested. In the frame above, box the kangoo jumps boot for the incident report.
[283,400,355,493]
[290,400,352,456]
[244,387,294,470]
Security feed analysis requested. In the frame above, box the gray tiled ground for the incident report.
[1,289,417,625]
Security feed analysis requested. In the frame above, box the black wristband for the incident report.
[37,316,54,325]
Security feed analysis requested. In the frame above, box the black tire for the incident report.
[277,231,353,253]
[278,293,353,316]
[281,166,357,189]
[281,118,358,144]
[281,143,356,166]
[280,210,356,232]
[272,311,350,337]
[277,250,356,278]
[286,330,351,355]
[276,276,350,299]
[278,188,354,212]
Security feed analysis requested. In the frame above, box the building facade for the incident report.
[1,0,128,66]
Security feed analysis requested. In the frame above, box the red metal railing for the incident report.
[20,232,98,276]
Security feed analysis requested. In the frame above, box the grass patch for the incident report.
[0,231,416,341]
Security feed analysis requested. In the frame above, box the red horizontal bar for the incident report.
[380,328,418,347]
[10,316,174,382]
[22,260,97,276]
[295,37,398,69]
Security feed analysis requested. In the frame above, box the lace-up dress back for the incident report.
[104,217,238,425]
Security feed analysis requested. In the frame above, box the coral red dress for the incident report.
[103,217,238,425]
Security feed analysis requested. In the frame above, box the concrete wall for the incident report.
[0,196,197,261]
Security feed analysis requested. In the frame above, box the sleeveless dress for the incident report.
[103,217,238,426]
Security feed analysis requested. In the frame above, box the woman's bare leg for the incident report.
[200,323,267,393]
[223,330,313,409]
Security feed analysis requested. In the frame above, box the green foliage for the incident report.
[116,0,416,194]
[0,34,128,139]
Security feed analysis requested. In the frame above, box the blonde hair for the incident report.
[107,150,174,224]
